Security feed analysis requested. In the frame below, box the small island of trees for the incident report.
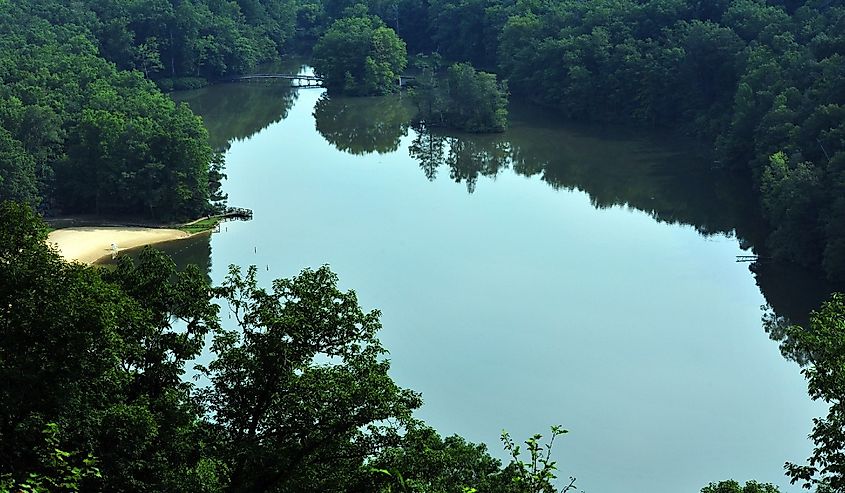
[312,14,407,96]
[412,57,509,133]
[311,16,508,133]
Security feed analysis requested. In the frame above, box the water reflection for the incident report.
[408,123,446,181]
[409,110,763,241]
[448,137,511,194]
[177,75,753,243]
[313,94,416,155]
[173,83,299,150]
[97,233,213,280]
[755,258,840,362]
[409,126,514,193]
[402,108,842,325]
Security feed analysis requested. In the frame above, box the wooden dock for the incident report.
[221,207,253,221]
[736,255,771,263]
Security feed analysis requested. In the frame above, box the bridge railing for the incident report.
[223,73,416,85]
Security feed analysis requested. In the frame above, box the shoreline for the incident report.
[47,226,199,264]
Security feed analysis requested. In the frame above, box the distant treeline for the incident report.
[22,0,298,85]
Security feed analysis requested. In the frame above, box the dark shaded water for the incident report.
[162,73,837,492]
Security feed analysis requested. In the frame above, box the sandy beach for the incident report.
[47,227,191,264]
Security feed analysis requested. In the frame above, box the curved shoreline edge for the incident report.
[47,227,200,265]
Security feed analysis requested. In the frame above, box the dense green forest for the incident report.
[0,0,307,219]
[0,1,229,219]
[31,0,297,84]
[2,0,845,490]
[412,58,509,132]
[312,14,407,95]
[493,0,845,281]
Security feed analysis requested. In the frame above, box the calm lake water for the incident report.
[164,70,832,492]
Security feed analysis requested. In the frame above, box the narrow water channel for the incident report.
[161,72,828,492]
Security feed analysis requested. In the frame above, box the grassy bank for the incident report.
[178,216,221,235]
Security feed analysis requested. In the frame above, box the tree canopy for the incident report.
[784,293,845,491]
[700,480,781,493]
[413,60,508,133]
[0,0,228,220]
[312,15,407,96]
[0,202,418,491]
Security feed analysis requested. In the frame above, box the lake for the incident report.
[165,69,829,492]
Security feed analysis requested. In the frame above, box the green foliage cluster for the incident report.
[0,423,101,493]
[0,201,406,491]
[501,426,577,493]
[45,0,296,81]
[413,60,508,133]
[312,15,407,95]
[369,424,518,492]
[784,293,845,491]
[307,0,501,67]
[364,424,578,493]
[700,480,781,493]
[0,1,227,219]
[1,201,222,491]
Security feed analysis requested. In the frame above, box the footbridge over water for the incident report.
[223,73,416,88]
[224,73,325,87]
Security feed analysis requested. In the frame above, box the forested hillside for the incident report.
[0,1,226,219]
[0,0,300,219]
[16,0,297,84]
